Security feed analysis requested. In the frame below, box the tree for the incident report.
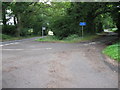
[2,2,10,26]
[110,3,120,36]
[2,2,119,38]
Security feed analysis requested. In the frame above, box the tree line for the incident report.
[2,2,120,39]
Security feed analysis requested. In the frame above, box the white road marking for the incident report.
[83,44,89,46]
[46,48,52,50]
[1,49,24,51]
[89,42,96,45]
[4,44,11,46]
[0,42,19,47]
[14,42,19,44]
[31,48,52,50]
[0,45,3,47]
[1,48,52,51]
[9,43,15,45]
[83,42,97,46]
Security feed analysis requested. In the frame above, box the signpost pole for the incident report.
[42,29,43,37]
[79,22,86,38]
[42,27,46,37]
[82,26,84,38]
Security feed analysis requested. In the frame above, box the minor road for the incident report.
[0,37,43,47]
[2,36,118,88]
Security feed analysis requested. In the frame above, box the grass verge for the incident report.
[36,34,99,43]
[0,34,39,42]
[35,36,63,42]
[102,41,120,62]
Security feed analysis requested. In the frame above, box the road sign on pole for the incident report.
[42,27,46,37]
[82,26,84,38]
[79,22,86,26]
[42,27,46,30]
[79,22,86,38]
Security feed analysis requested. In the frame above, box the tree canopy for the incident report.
[1,2,120,38]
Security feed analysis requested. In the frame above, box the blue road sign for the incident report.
[79,22,86,26]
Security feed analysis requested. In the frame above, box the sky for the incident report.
[39,0,52,5]
[6,9,15,25]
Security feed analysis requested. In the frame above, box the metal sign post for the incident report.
[42,29,43,37]
[79,22,86,38]
[42,27,46,37]
[82,26,84,38]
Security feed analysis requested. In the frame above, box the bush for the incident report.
[103,41,120,62]
[0,33,12,40]
[50,16,79,40]
[20,28,33,36]
[64,34,79,40]
[2,25,16,36]
[36,36,59,42]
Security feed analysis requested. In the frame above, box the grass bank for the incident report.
[102,41,120,62]
[0,34,39,42]
[36,34,99,43]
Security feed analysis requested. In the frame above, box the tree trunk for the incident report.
[15,13,22,37]
[86,16,96,35]
[97,22,103,33]
[2,7,7,26]
[14,15,17,26]
[116,21,120,37]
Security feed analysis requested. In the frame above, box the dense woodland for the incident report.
[1,2,120,39]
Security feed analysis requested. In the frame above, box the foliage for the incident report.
[20,28,33,36]
[0,33,39,41]
[51,16,78,39]
[36,35,99,43]
[64,34,79,40]
[103,41,120,62]
[2,25,16,36]
[49,2,119,38]
[98,13,116,29]
[36,36,60,42]
[0,33,12,40]
[2,2,119,38]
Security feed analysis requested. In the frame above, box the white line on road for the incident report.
[31,48,52,50]
[0,42,19,47]
[0,45,3,47]
[1,48,52,51]
[9,43,15,45]
[46,48,52,50]
[4,44,11,46]
[1,49,24,51]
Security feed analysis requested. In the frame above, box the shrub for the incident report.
[103,41,120,62]
[20,28,33,36]
[50,16,79,40]
[2,25,16,36]
[64,34,79,40]
[0,33,12,39]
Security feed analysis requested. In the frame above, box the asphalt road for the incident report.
[1,36,118,88]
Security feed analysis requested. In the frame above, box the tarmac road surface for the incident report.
[1,36,118,88]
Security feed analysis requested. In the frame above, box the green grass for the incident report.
[0,34,39,42]
[0,34,12,41]
[102,41,120,62]
[35,36,64,42]
[63,35,99,43]
[36,34,99,43]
